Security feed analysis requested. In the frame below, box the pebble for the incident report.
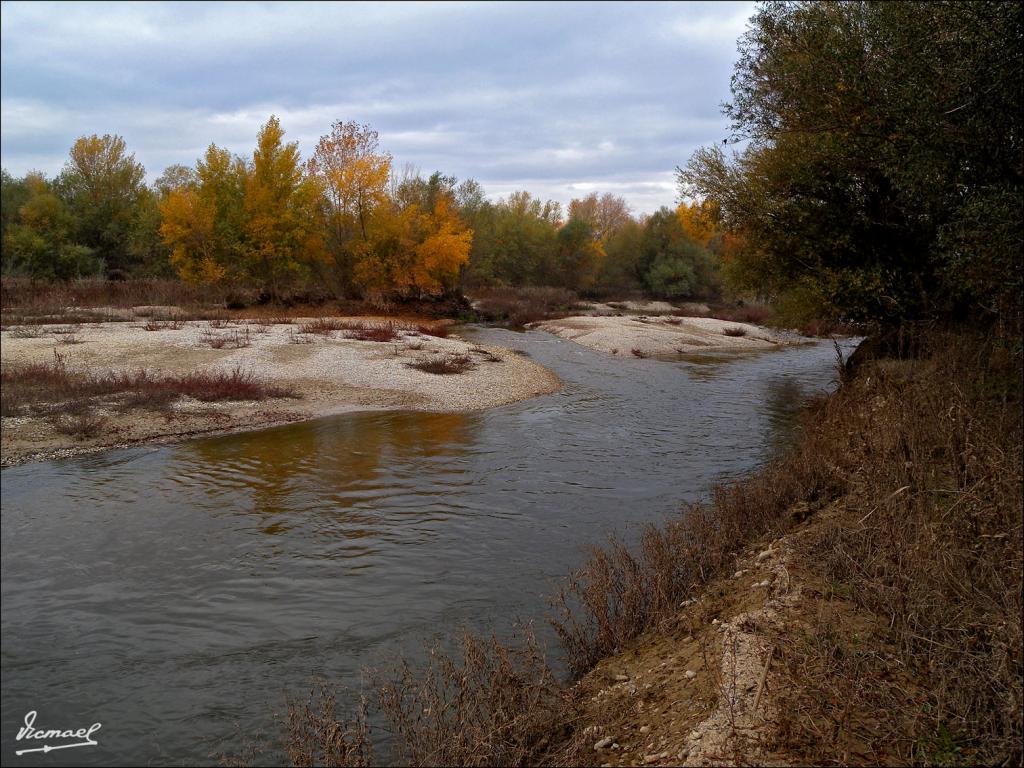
[643,755,660,764]
[678,749,690,760]
[733,569,745,578]
[595,737,613,750]
[711,618,720,625]
[685,670,696,679]
[614,674,629,682]
[756,549,773,562]
[639,725,651,734]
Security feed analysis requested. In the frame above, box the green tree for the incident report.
[680,0,1023,326]
[58,134,146,277]
[639,208,717,299]
[3,173,100,279]
[553,217,603,291]
[1,169,31,273]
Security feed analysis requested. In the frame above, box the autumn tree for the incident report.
[243,116,325,298]
[308,121,392,295]
[160,144,247,284]
[356,170,471,297]
[58,134,146,277]
[568,192,632,244]
[597,217,646,294]
[638,207,718,299]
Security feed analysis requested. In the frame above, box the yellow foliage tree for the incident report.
[244,116,325,298]
[676,200,720,246]
[308,121,392,294]
[159,144,244,284]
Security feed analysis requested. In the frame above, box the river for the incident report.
[1,327,855,765]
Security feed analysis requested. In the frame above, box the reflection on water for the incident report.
[1,327,857,766]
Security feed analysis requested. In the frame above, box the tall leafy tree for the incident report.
[3,173,100,279]
[58,134,146,277]
[680,0,1023,326]
[308,121,392,295]
[243,116,325,298]
[160,144,247,284]
[568,192,632,244]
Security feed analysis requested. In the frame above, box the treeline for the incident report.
[1,119,728,302]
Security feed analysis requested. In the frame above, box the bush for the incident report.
[405,355,475,375]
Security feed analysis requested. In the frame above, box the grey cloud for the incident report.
[1,0,753,213]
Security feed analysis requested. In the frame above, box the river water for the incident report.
[1,327,854,765]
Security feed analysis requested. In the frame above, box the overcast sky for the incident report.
[0,1,753,214]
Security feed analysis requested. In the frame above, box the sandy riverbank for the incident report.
[0,318,561,466]
[535,314,802,358]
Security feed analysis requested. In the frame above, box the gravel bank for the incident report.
[535,314,803,358]
[0,318,561,466]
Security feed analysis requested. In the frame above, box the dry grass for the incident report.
[722,326,748,337]
[1,352,297,420]
[551,328,1022,764]
[763,333,1023,766]
[345,323,398,343]
[201,328,252,349]
[297,317,345,335]
[143,317,186,331]
[405,355,476,375]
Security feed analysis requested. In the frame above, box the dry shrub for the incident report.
[1,355,296,418]
[289,329,316,345]
[631,348,647,358]
[405,355,475,375]
[299,317,350,335]
[201,328,251,349]
[470,287,582,326]
[722,325,748,337]
[51,412,107,440]
[0,277,230,325]
[344,323,398,343]
[375,627,565,767]
[280,683,372,768]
